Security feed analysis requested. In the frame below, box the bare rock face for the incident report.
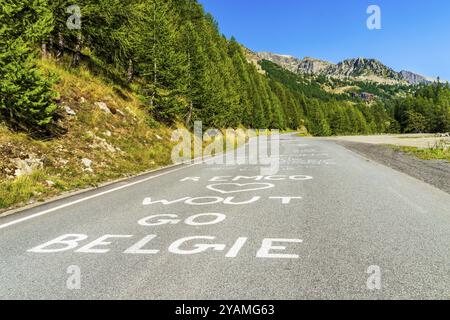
[399,70,434,85]
[297,57,333,75]
[257,52,303,74]
[243,48,266,75]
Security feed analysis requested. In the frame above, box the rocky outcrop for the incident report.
[327,58,403,80]
[297,57,333,75]
[257,52,303,74]
[243,48,266,75]
[12,155,43,177]
[399,70,434,85]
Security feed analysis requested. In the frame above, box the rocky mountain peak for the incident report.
[331,58,402,80]
[256,50,436,85]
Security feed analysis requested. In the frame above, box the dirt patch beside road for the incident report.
[336,141,450,194]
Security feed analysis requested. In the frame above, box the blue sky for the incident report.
[199,0,450,80]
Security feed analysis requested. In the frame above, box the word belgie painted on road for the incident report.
[28,234,303,259]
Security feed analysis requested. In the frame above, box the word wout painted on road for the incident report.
[27,174,312,260]
[141,175,312,205]
[142,196,303,206]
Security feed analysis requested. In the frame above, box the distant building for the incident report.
[360,92,375,101]
[351,92,375,101]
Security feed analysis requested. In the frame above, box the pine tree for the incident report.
[404,110,427,133]
[82,0,137,74]
[307,102,331,136]
[0,0,57,132]
[136,0,186,106]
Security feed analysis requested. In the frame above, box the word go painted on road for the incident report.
[138,213,227,227]
[27,234,303,259]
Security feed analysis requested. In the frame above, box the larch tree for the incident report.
[0,0,57,132]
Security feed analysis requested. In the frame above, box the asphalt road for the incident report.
[1,134,449,299]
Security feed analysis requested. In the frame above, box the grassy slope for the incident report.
[395,145,450,162]
[0,60,176,211]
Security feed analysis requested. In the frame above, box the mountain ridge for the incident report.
[255,52,436,85]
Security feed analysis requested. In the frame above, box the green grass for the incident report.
[394,142,450,162]
[0,170,47,208]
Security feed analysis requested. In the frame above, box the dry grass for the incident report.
[0,59,176,211]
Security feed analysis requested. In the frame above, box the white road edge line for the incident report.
[0,163,197,230]
[0,134,290,230]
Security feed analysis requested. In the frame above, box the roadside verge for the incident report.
[336,141,450,194]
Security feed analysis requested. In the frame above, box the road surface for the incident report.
[1,134,449,299]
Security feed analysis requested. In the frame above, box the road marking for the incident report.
[206,183,275,194]
[27,233,303,259]
[0,164,197,230]
[0,135,298,230]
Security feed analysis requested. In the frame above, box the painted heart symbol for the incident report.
[206,183,275,194]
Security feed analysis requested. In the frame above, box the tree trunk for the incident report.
[41,41,48,59]
[48,36,54,57]
[185,102,193,127]
[72,33,82,67]
[127,59,134,83]
[56,32,64,61]
[150,91,155,108]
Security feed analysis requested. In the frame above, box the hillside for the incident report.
[0,59,176,210]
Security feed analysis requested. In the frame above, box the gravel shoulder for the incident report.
[327,134,450,148]
[335,141,450,194]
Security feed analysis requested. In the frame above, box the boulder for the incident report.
[95,102,112,114]
[46,180,56,187]
[81,158,93,172]
[13,156,43,177]
[63,105,77,116]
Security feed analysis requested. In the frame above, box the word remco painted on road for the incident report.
[180,175,313,182]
